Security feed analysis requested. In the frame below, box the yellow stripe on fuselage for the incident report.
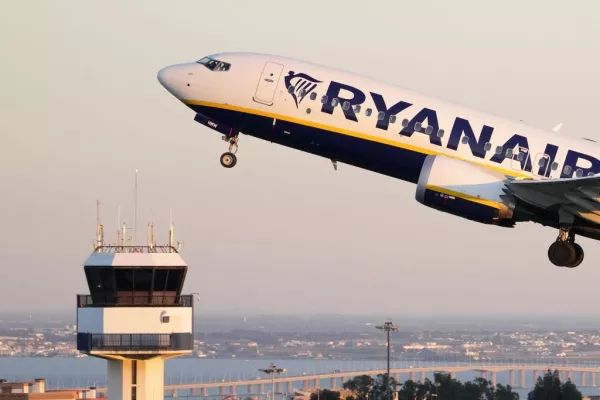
[426,185,503,209]
[184,100,532,179]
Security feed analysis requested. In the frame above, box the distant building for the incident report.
[0,378,97,400]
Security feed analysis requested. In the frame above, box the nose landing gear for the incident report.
[220,132,239,169]
[548,227,584,268]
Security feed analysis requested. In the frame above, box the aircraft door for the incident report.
[511,146,530,172]
[253,62,284,106]
[534,153,551,177]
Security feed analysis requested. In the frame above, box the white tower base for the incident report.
[107,356,170,400]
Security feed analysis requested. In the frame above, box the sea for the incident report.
[1,357,600,398]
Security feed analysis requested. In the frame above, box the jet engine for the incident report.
[415,155,518,226]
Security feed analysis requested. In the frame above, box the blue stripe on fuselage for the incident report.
[189,104,427,183]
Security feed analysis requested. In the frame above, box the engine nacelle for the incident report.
[416,155,517,226]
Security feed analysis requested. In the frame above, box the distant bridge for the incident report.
[91,364,600,397]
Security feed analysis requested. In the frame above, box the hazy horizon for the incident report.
[2,0,600,315]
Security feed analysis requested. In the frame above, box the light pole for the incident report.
[259,363,287,400]
[376,319,399,400]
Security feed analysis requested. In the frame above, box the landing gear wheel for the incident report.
[565,243,584,268]
[548,241,577,267]
[220,152,237,168]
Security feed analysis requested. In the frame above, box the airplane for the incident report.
[157,52,600,268]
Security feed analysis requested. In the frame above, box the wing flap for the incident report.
[505,175,600,224]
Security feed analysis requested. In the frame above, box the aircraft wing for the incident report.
[505,175,600,224]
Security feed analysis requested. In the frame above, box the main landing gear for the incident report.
[548,227,584,268]
[220,132,239,168]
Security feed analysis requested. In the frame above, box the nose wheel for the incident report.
[548,228,584,268]
[220,133,239,169]
[220,152,237,168]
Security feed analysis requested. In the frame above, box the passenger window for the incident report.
[306,108,311,114]
[484,142,492,151]
[389,115,397,123]
[377,111,385,121]
[365,108,372,117]
[425,125,433,135]
[353,105,361,114]
[538,158,546,167]
[461,136,469,144]
[288,86,295,94]
[437,129,445,138]
[331,98,339,107]
[401,119,409,127]
[321,95,328,104]
[310,92,317,101]
[342,101,350,111]
[576,168,583,177]
[517,152,524,161]
[414,122,422,131]
[495,146,503,155]
[563,165,572,175]
[299,89,306,97]
[506,148,513,158]
[588,172,595,177]
[551,162,559,170]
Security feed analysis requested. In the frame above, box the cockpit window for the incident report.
[197,57,231,71]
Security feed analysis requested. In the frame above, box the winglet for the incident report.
[552,123,563,133]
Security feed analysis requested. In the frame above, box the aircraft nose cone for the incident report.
[157,65,177,92]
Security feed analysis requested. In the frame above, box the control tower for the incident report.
[76,216,194,400]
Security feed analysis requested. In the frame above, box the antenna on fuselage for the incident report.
[553,122,563,133]
[331,159,338,171]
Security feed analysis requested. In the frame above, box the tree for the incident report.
[527,369,582,400]
[343,375,374,400]
[310,389,340,400]
[397,372,519,400]
[343,374,397,400]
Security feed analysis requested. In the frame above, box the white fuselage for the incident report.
[157,52,600,184]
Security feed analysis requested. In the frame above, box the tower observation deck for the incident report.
[76,215,194,400]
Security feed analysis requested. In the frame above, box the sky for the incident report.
[2,0,600,317]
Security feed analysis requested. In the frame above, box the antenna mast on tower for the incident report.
[133,169,139,246]
[95,200,104,251]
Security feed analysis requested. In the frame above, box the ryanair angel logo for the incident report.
[284,71,322,108]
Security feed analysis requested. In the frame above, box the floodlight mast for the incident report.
[259,363,287,400]
[376,320,399,400]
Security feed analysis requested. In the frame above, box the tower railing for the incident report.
[77,332,193,352]
[76,294,194,307]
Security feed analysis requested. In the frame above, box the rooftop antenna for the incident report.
[169,211,175,253]
[95,200,104,252]
[116,206,121,246]
[121,222,127,247]
[133,169,139,247]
